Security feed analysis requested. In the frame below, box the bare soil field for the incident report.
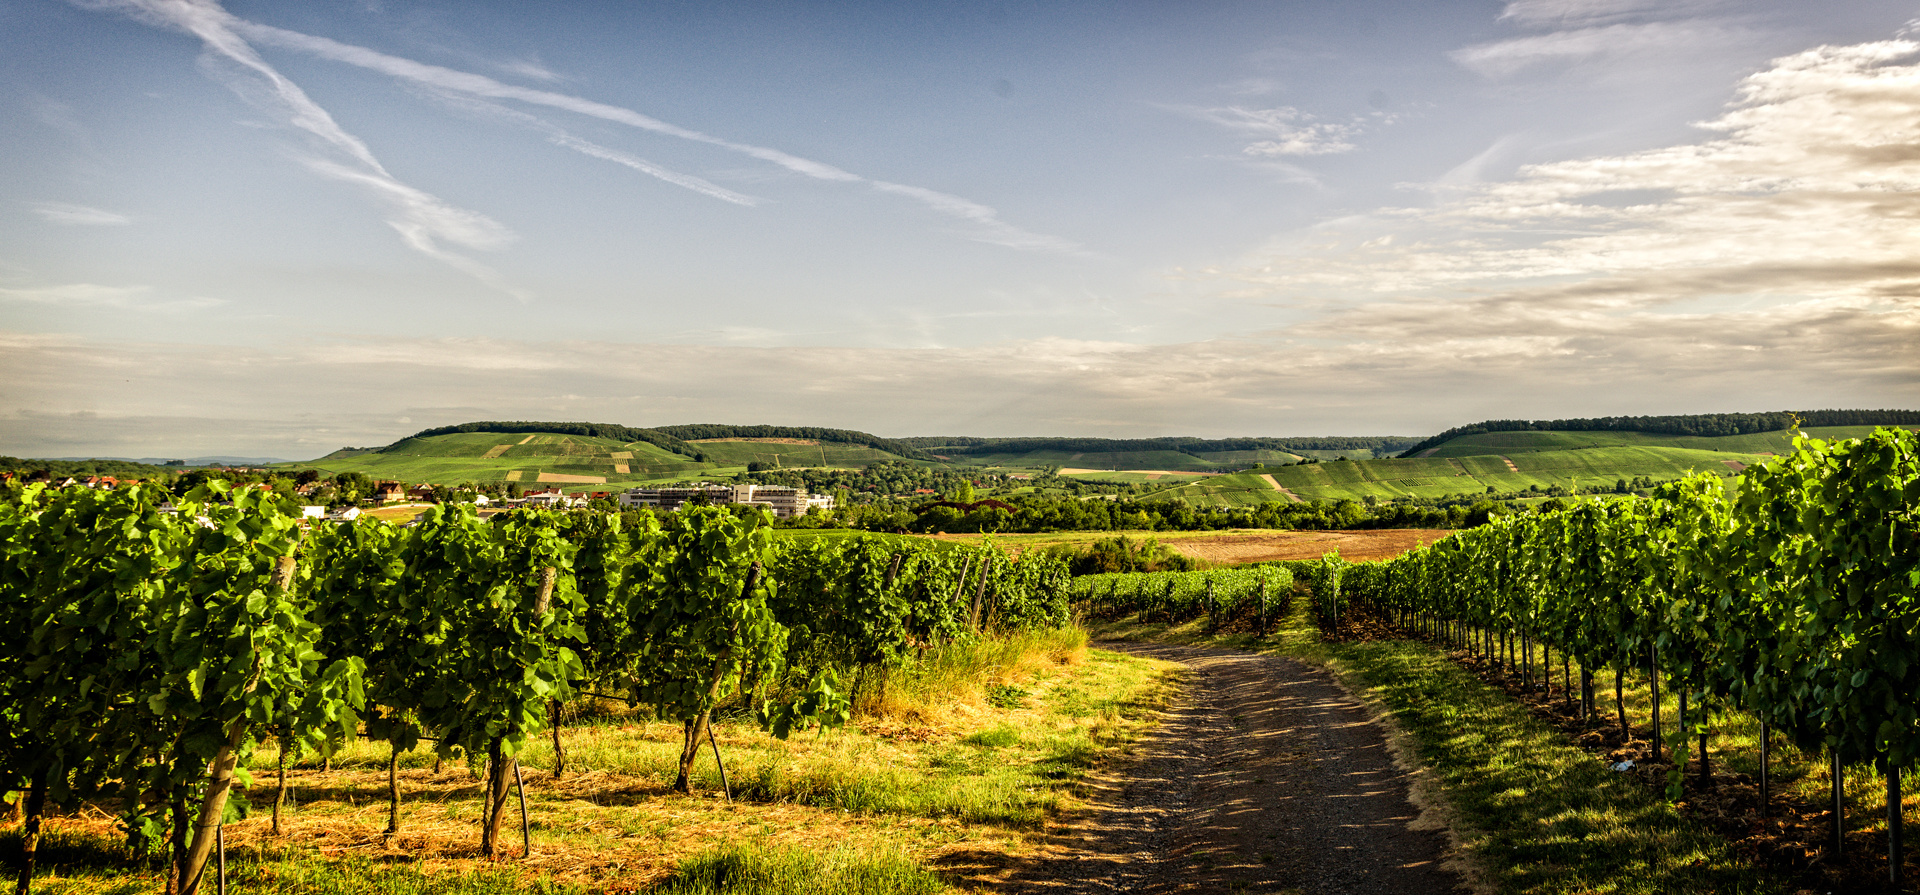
[930,529,1451,565]
[1165,529,1452,565]
[536,472,606,484]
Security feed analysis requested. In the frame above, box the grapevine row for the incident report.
[0,483,1070,894]
[1328,427,1917,884]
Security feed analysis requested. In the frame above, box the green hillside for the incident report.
[1238,446,1760,504]
[296,430,908,488]
[1419,425,1900,458]
[686,440,904,469]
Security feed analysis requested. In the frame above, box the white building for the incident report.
[617,483,820,518]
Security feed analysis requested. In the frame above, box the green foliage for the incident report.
[1371,427,1920,774]
[1056,535,1199,575]
[623,507,784,725]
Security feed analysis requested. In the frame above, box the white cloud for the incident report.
[31,202,132,226]
[1452,19,1746,78]
[1196,36,1920,404]
[1190,105,1363,156]
[1497,0,1725,28]
[0,282,220,311]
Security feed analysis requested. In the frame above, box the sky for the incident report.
[3,0,1919,459]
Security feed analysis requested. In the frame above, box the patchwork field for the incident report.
[688,440,904,468]
[300,432,706,486]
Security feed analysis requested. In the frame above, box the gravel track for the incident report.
[939,642,1465,894]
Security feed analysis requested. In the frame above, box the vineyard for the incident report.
[1318,427,1919,886]
[0,484,1072,894]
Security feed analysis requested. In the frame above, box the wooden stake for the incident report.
[708,724,732,803]
[1832,751,1845,857]
[1889,763,1904,887]
[514,760,530,859]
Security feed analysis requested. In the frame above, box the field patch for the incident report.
[480,444,512,459]
[930,528,1446,564]
[537,472,607,484]
[504,470,522,482]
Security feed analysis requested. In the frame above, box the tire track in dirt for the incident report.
[1257,473,1304,503]
[938,643,1465,894]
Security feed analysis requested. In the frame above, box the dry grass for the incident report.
[7,629,1174,894]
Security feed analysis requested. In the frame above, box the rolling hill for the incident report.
[296,426,919,488]
[282,413,1918,505]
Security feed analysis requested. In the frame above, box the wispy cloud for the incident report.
[868,182,1083,254]
[1496,0,1726,28]
[1202,36,1920,398]
[0,282,220,311]
[416,87,762,206]
[76,0,522,296]
[1188,105,1364,156]
[217,10,1079,252]
[1453,19,1746,77]
[31,202,132,226]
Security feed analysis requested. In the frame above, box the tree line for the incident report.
[1394,409,1920,458]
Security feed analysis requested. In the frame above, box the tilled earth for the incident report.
[937,643,1467,894]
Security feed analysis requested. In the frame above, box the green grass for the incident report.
[1091,602,1796,895]
[1133,472,1285,507]
[653,844,950,894]
[686,441,903,469]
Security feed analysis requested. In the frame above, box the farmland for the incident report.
[278,420,1917,510]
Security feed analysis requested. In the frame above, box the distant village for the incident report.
[5,472,832,521]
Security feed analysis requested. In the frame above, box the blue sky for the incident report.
[3,0,1918,458]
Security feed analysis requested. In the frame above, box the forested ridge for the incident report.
[901,435,1419,456]
[394,421,703,459]
[1394,409,1920,458]
[651,424,936,461]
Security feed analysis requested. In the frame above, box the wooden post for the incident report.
[1889,763,1904,887]
[514,760,530,859]
[708,725,732,803]
[1832,751,1845,857]
[970,558,992,632]
[1615,667,1628,740]
[549,700,566,779]
[272,742,288,836]
[12,770,46,895]
[384,743,402,835]
[1759,722,1770,817]
[1649,645,1663,762]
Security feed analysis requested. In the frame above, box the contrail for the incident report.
[229,12,1081,252]
[80,0,525,298]
[78,0,1081,254]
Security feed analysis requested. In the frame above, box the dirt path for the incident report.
[940,643,1465,894]
[1498,455,1519,473]
[1257,473,1303,503]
